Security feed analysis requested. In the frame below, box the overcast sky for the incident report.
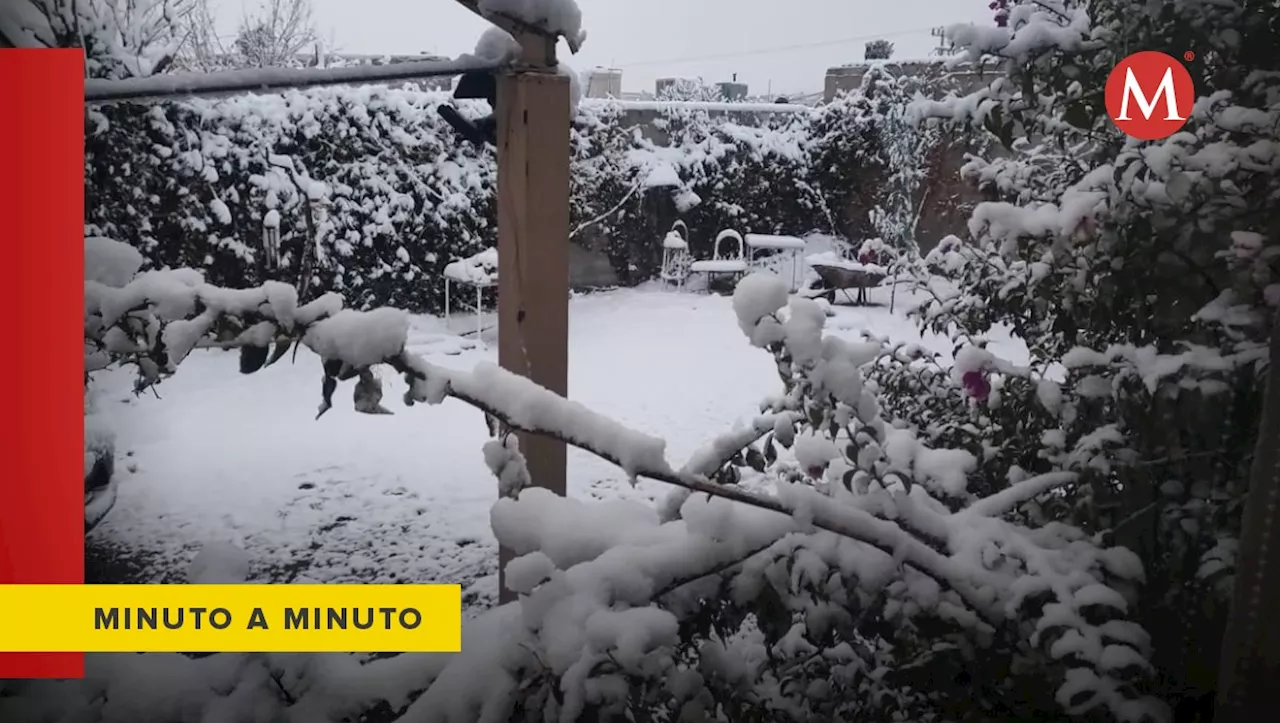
[211,0,993,96]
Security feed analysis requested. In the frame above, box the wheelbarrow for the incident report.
[805,263,887,306]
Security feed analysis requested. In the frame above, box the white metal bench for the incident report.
[443,248,497,338]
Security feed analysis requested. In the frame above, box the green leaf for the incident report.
[239,345,269,375]
[322,358,344,378]
[1063,101,1094,131]
[715,465,741,486]
[745,446,767,473]
[317,374,337,420]
[764,433,778,464]
[755,584,792,646]
[266,338,293,367]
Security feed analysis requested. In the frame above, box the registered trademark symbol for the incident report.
[1184,51,1195,62]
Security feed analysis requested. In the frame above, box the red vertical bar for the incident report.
[0,49,86,679]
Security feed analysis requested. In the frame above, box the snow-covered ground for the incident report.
[89,284,1026,610]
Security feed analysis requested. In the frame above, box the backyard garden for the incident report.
[3,0,1279,721]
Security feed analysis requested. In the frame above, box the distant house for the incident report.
[583,67,623,98]
[715,81,748,101]
[823,57,997,102]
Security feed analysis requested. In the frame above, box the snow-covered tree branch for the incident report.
[84,229,1166,721]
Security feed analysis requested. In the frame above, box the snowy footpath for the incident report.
[89,285,1025,611]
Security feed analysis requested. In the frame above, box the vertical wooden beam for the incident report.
[1215,312,1280,722]
[495,69,571,603]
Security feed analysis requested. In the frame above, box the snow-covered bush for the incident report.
[0,0,190,79]
[881,0,1279,712]
[83,58,959,308]
[42,247,1167,722]
[85,86,499,314]
[86,89,841,309]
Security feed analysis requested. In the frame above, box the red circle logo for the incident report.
[1104,51,1194,141]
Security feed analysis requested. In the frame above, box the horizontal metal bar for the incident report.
[85,55,509,105]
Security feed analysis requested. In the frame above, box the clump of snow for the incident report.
[209,198,231,225]
[474,25,522,62]
[806,250,886,276]
[444,248,499,287]
[303,308,411,368]
[479,0,587,49]
[732,272,789,346]
[794,433,839,475]
[644,161,682,188]
[85,236,143,287]
[661,231,688,250]
[483,435,532,499]
[672,187,702,212]
[187,541,251,583]
[782,297,827,366]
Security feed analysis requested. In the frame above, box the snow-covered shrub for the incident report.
[85,86,498,314]
[57,251,1166,722]
[0,0,190,79]
[86,89,841,308]
[881,0,1279,711]
[625,105,828,276]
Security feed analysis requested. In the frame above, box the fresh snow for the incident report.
[85,236,144,288]
[88,285,1028,606]
[443,247,499,286]
[477,0,586,49]
[806,251,886,276]
[644,161,682,188]
[745,234,806,250]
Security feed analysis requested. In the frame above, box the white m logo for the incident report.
[1117,66,1185,121]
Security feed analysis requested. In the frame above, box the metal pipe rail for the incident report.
[84,55,510,104]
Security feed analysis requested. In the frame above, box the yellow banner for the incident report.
[0,584,462,652]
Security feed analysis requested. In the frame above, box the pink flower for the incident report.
[962,370,992,401]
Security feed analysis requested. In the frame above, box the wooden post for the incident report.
[495,48,571,603]
[1214,312,1280,722]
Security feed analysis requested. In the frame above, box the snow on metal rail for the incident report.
[84,55,511,104]
[604,100,810,113]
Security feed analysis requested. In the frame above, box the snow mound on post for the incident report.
[474,25,522,62]
[479,0,586,48]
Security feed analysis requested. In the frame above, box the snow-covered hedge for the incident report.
[85,86,499,314]
[85,86,913,311]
